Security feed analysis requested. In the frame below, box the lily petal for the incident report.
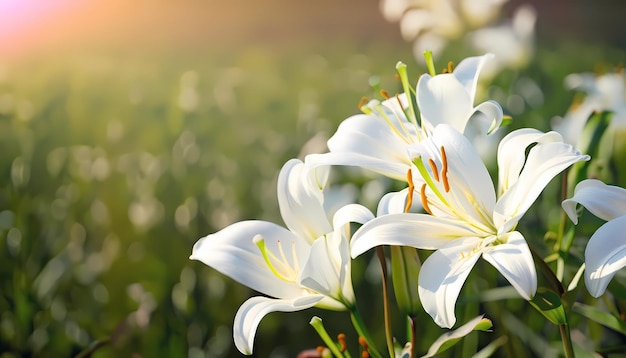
[306,113,415,180]
[418,236,483,328]
[562,179,626,224]
[376,188,423,216]
[584,215,626,297]
[299,232,352,309]
[468,100,504,135]
[450,53,495,102]
[417,71,474,133]
[278,159,332,243]
[332,203,375,229]
[190,220,308,298]
[494,141,589,233]
[482,231,537,300]
[233,295,323,354]
[496,128,563,196]
[299,204,373,307]
[417,54,495,134]
[351,213,479,257]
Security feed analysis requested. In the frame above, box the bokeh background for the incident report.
[1,0,625,357]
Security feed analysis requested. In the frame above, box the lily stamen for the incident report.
[337,333,347,352]
[358,336,371,358]
[440,146,450,192]
[405,168,415,213]
[428,158,440,182]
[291,240,300,273]
[380,89,390,100]
[254,235,297,283]
[367,99,416,145]
[358,96,369,111]
[420,183,432,215]
[412,156,449,206]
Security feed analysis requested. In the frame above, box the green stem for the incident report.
[556,170,570,250]
[559,323,575,358]
[395,61,419,127]
[349,308,383,358]
[310,316,346,358]
[529,247,575,357]
[423,51,437,76]
[377,246,395,358]
[409,315,417,358]
[556,170,570,281]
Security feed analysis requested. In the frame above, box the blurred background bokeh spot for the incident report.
[0,0,625,357]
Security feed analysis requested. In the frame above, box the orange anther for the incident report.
[428,158,440,182]
[358,336,368,349]
[337,333,347,352]
[358,96,369,109]
[420,183,432,215]
[405,168,414,213]
[440,146,450,192]
[395,93,405,112]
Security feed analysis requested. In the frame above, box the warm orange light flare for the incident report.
[0,0,88,57]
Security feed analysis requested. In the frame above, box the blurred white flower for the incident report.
[552,68,626,146]
[380,0,535,72]
[468,5,537,76]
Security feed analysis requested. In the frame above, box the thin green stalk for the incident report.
[349,308,383,358]
[310,316,346,358]
[559,323,575,358]
[556,170,570,250]
[409,315,417,358]
[376,246,395,358]
[556,170,570,281]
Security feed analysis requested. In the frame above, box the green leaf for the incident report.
[529,289,568,325]
[572,302,626,335]
[390,246,421,316]
[568,110,612,190]
[472,336,508,358]
[607,278,626,300]
[501,115,513,127]
[422,316,492,357]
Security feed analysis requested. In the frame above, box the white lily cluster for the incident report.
[190,53,610,356]
[380,0,536,74]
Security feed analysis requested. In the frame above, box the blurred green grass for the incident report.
[0,43,416,357]
[1,38,625,358]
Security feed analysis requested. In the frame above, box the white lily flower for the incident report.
[562,179,626,297]
[306,54,502,181]
[351,124,589,328]
[190,159,374,354]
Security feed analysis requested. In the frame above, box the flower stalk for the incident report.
[376,246,396,358]
[310,316,346,358]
